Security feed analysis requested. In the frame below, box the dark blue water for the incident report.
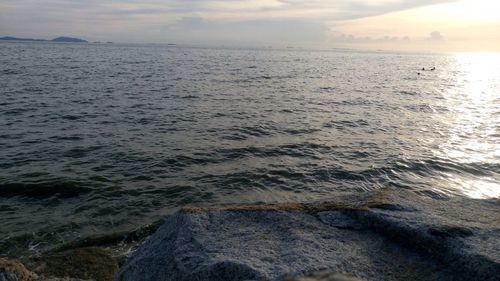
[1,42,499,255]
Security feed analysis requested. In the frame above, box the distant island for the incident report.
[52,36,87,43]
[0,36,88,43]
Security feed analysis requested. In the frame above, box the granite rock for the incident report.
[0,258,86,281]
[115,189,499,281]
[282,271,361,281]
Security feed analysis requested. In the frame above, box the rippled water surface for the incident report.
[1,42,499,254]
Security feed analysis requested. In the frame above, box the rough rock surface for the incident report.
[0,258,85,281]
[1,247,118,281]
[115,189,499,281]
[26,247,119,281]
[282,271,361,281]
[0,258,36,281]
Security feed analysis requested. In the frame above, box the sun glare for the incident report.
[438,53,500,198]
[453,0,500,22]
[454,52,500,99]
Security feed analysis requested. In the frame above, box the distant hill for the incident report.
[52,36,88,43]
[0,36,88,43]
[0,36,45,42]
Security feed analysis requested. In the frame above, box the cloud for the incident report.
[169,17,328,45]
[0,0,461,45]
[332,33,411,44]
[428,31,444,40]
[274,0,458,21]
[1,1,459,25]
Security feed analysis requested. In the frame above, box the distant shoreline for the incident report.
[0,37,454,55]
[0,36,88,43]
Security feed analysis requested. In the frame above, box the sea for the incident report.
[1,41,499,256]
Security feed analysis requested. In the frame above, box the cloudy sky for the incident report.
[1,0,499,51]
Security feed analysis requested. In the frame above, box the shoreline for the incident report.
[2,188,499,281]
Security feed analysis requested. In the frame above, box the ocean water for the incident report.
[1,42,499,255]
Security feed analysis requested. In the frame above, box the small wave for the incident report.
[404,104,436,113]
[2,69,20,75]
[62,146,103,158]
[61,115,82,120]
[0,180,93,198]
[215,143,331,160]
[323,119,370,129]
[153,155,217,169]
[179,95,199,99]
[2,108,33,116]
[219,124,319,139]
[221,134,248,141]
[150,143,335,169]
[49,135,84,141]
[319,86,336,92]
[282,128,320,135]
[229,125,276,137]
[185,157,499,196]
[398,90,419,96]
[212,113,227,118]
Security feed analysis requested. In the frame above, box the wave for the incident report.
[323,119,370,129]
[0,180,93,198]
[176,154,499,193]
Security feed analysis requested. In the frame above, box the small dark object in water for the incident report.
[431,67,436,71]
[422,67,425,71]
[417,72,421,75]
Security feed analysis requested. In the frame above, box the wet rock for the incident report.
[115,189,499,281]
[54,221,163,253]
[26,247,118,281]
[282,271,361,281]
[0,258,36,281]
[0,258,85,281]
[35,276,87,281]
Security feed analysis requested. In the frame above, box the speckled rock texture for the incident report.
[282,271,361,281]
[26,247,119,281]
[0,258,87,281]
[1,247,118,281]
[115,189,499,281]
[0,258,36,281]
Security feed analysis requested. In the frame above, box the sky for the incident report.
[1,0,499,52]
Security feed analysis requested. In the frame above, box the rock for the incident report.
[0,258,36,281]
[282,271,361,281]
[0,258,85,281]
[115,189,499,281]
[27,247,118,281]
[35,276,87,281]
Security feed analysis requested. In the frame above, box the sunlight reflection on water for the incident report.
[439,53,500,198]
